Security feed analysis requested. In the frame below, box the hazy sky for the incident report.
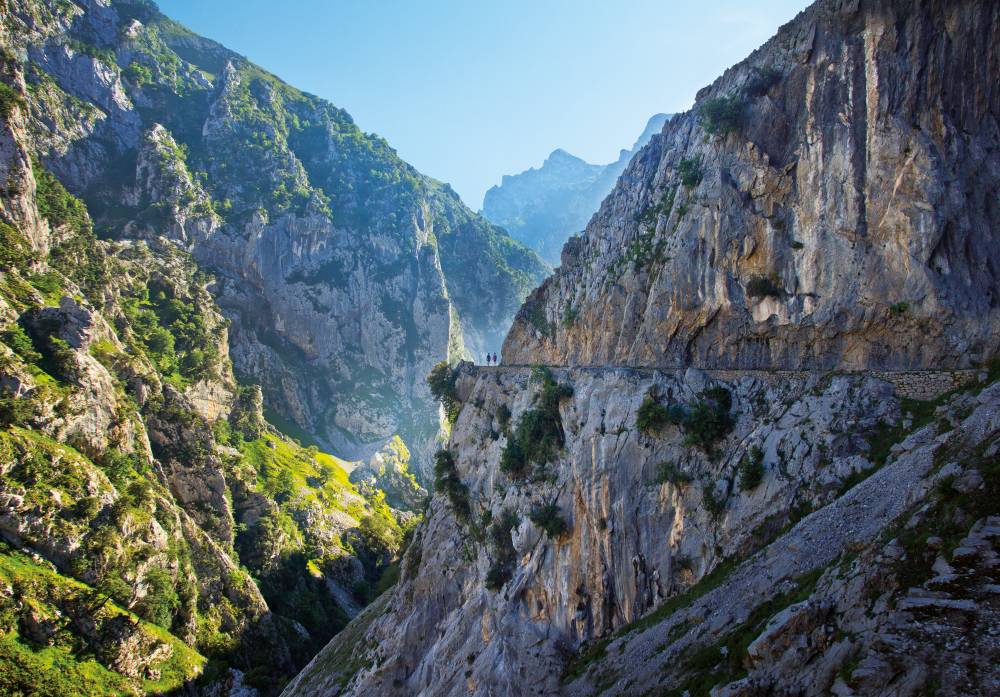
[156,0,810,208]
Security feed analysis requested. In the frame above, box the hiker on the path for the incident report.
[485,353,490,365]
[492,352,498,365]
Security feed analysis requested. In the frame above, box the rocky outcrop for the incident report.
[349,436,427,512]
[482,114,670,265]
[0,47,415,692]
[503,0,1000,370]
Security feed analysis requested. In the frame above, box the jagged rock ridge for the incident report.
[482,113,670,265]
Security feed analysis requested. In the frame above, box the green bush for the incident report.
[485,510,518,591]
[676,157,703,188]
[359,504,404,558]
[32,159,90,238]
[640,388,733,452]
[73,496,101,519]
[636,393,686,434]
[427,360,461,423]
[746,274,782,299]
[0,222,32,269]
[889,301,909,317]
[698,95,747,135]
[528,503,567,538]
[654,461,691,486]
[496,404,511,433]
[636,396,670,433]
[500,369,571,478]
[0,396,37,427]
[433,449,470,521]
[137,567,180,629]
[1,324,41,364]
[527,300,552,337]
[96,449,147,487]
[702,485,728,518]
[125,61,153,86]
[739,447,765,490]
[682,387,734,452]
[0,82,23,120]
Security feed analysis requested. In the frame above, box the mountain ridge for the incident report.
[481,113,670,265]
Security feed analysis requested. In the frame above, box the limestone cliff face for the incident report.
[285,364,998,696]
[4,0,548,475]
[504,0,1000,371]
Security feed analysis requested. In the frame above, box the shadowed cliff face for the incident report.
[4,0,548,475]
[504,0,1000,371]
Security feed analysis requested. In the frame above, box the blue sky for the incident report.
[156,0,810,208]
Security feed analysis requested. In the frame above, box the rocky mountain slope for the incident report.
[482,114,669,265]
[0,1,456,694]
[284,1,1000,695]
[0,81,419,690]
[4,0,548,474]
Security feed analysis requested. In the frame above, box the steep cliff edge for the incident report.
[284,1,1000,695]
[504,0,1000,370]
[3,0,548,474]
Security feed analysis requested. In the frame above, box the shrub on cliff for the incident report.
[0,397,37,427]
[0,82,24,119]
[434,449,470,521]
[654,461,692,487]
[427,360,461,422]
[682,387,734,452]
[496,404,511,433]
[637,394,685,434]
[500,369,571,478]
[676,157,704,188]
[739,447,765,490]
[528,503,568,538]
[638,387,733,452]
[637,396,670,433]
[485,510,519,591]
[698,95,747,135]
[1,324,41,364]
[0,221,33,269]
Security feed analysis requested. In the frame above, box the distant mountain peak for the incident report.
[482,114,672,265]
